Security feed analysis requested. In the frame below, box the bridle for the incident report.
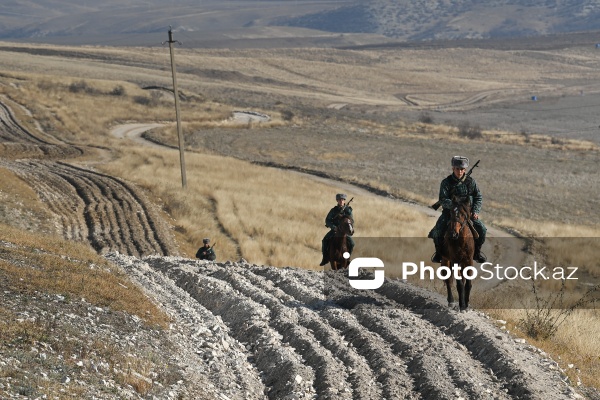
[449,201,470,240]
[337,216,354,237]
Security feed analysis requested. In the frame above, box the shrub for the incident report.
[519,278,599,339]
[68,80,99,95]
[281,109,294,121]
[133,96,152,106]
[111,85,126,96]
[419,112,434,124]
[457,122,483,139]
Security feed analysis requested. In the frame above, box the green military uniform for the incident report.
[320,194,355,266]
[196,238,216,261]
[429,157,487,262]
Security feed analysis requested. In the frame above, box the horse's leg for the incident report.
[445,279,454,306]
[443,260,455,306]
[464,278,472,310]
[456,277,465,311]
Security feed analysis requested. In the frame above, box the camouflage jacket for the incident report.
[196,246,216,261]
[325,205,354,230]
[439,174,482,215]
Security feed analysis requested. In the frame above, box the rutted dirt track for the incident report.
[0,100,177,257]
[1,159,176,257]
[109,254,579,400]
[0,99,583,399]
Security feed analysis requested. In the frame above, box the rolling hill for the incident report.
[2,0,600,46]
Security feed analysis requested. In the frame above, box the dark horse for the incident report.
[329,215,354,271]
[442,196,476,311]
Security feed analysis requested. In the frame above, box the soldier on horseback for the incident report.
[319,193,355,266]
[429,156,487,263]
[196,238,217,261]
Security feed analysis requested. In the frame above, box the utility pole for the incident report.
[164,26,187,189]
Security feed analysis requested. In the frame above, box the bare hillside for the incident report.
[3,0,600,46]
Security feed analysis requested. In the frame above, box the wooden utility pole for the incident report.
[165,26,187,188]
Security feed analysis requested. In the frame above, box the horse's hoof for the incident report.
[448,302,456,308]
[460,307,469,312]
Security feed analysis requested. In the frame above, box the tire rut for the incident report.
[376,280,573,399]
[1,159,177,257]
[0,100,50,145]
[207,266,354,400]
[0,99,175,257]
[315,271,512,398]
[252,266,573,400]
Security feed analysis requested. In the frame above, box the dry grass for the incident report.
[0,166,57,234]
[0,223,170,328]
[0,71,235,148]
[394,122,599,152]
[488,308,600,389]
[100,145,431,269]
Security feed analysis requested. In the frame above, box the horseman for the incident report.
[196,238,217,261]
[429,156,487,263]
[319,193,355,266]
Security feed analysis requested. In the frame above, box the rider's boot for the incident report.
[474,242,487,263]
[431,238,443,263]
[319,254,329,266]
[319,238,329,266]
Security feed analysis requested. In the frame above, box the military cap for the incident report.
[451,156,469,169]
[203,238,210,244]
[336,193,347,200]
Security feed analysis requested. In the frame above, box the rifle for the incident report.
[327,197,354,228]
[431,160,480,211]
[339,197,354,217]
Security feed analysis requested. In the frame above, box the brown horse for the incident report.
[442,196,475,311]
[329,215,354,271]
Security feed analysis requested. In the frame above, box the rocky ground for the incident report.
[109,253,586,399]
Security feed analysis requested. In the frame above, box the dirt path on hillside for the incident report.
[111,122,166,149]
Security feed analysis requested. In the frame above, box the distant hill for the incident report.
[2,0,600,46]
[280,0,600,40]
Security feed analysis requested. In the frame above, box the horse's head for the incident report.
[338,215,354,236]
[449,196,471,240]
